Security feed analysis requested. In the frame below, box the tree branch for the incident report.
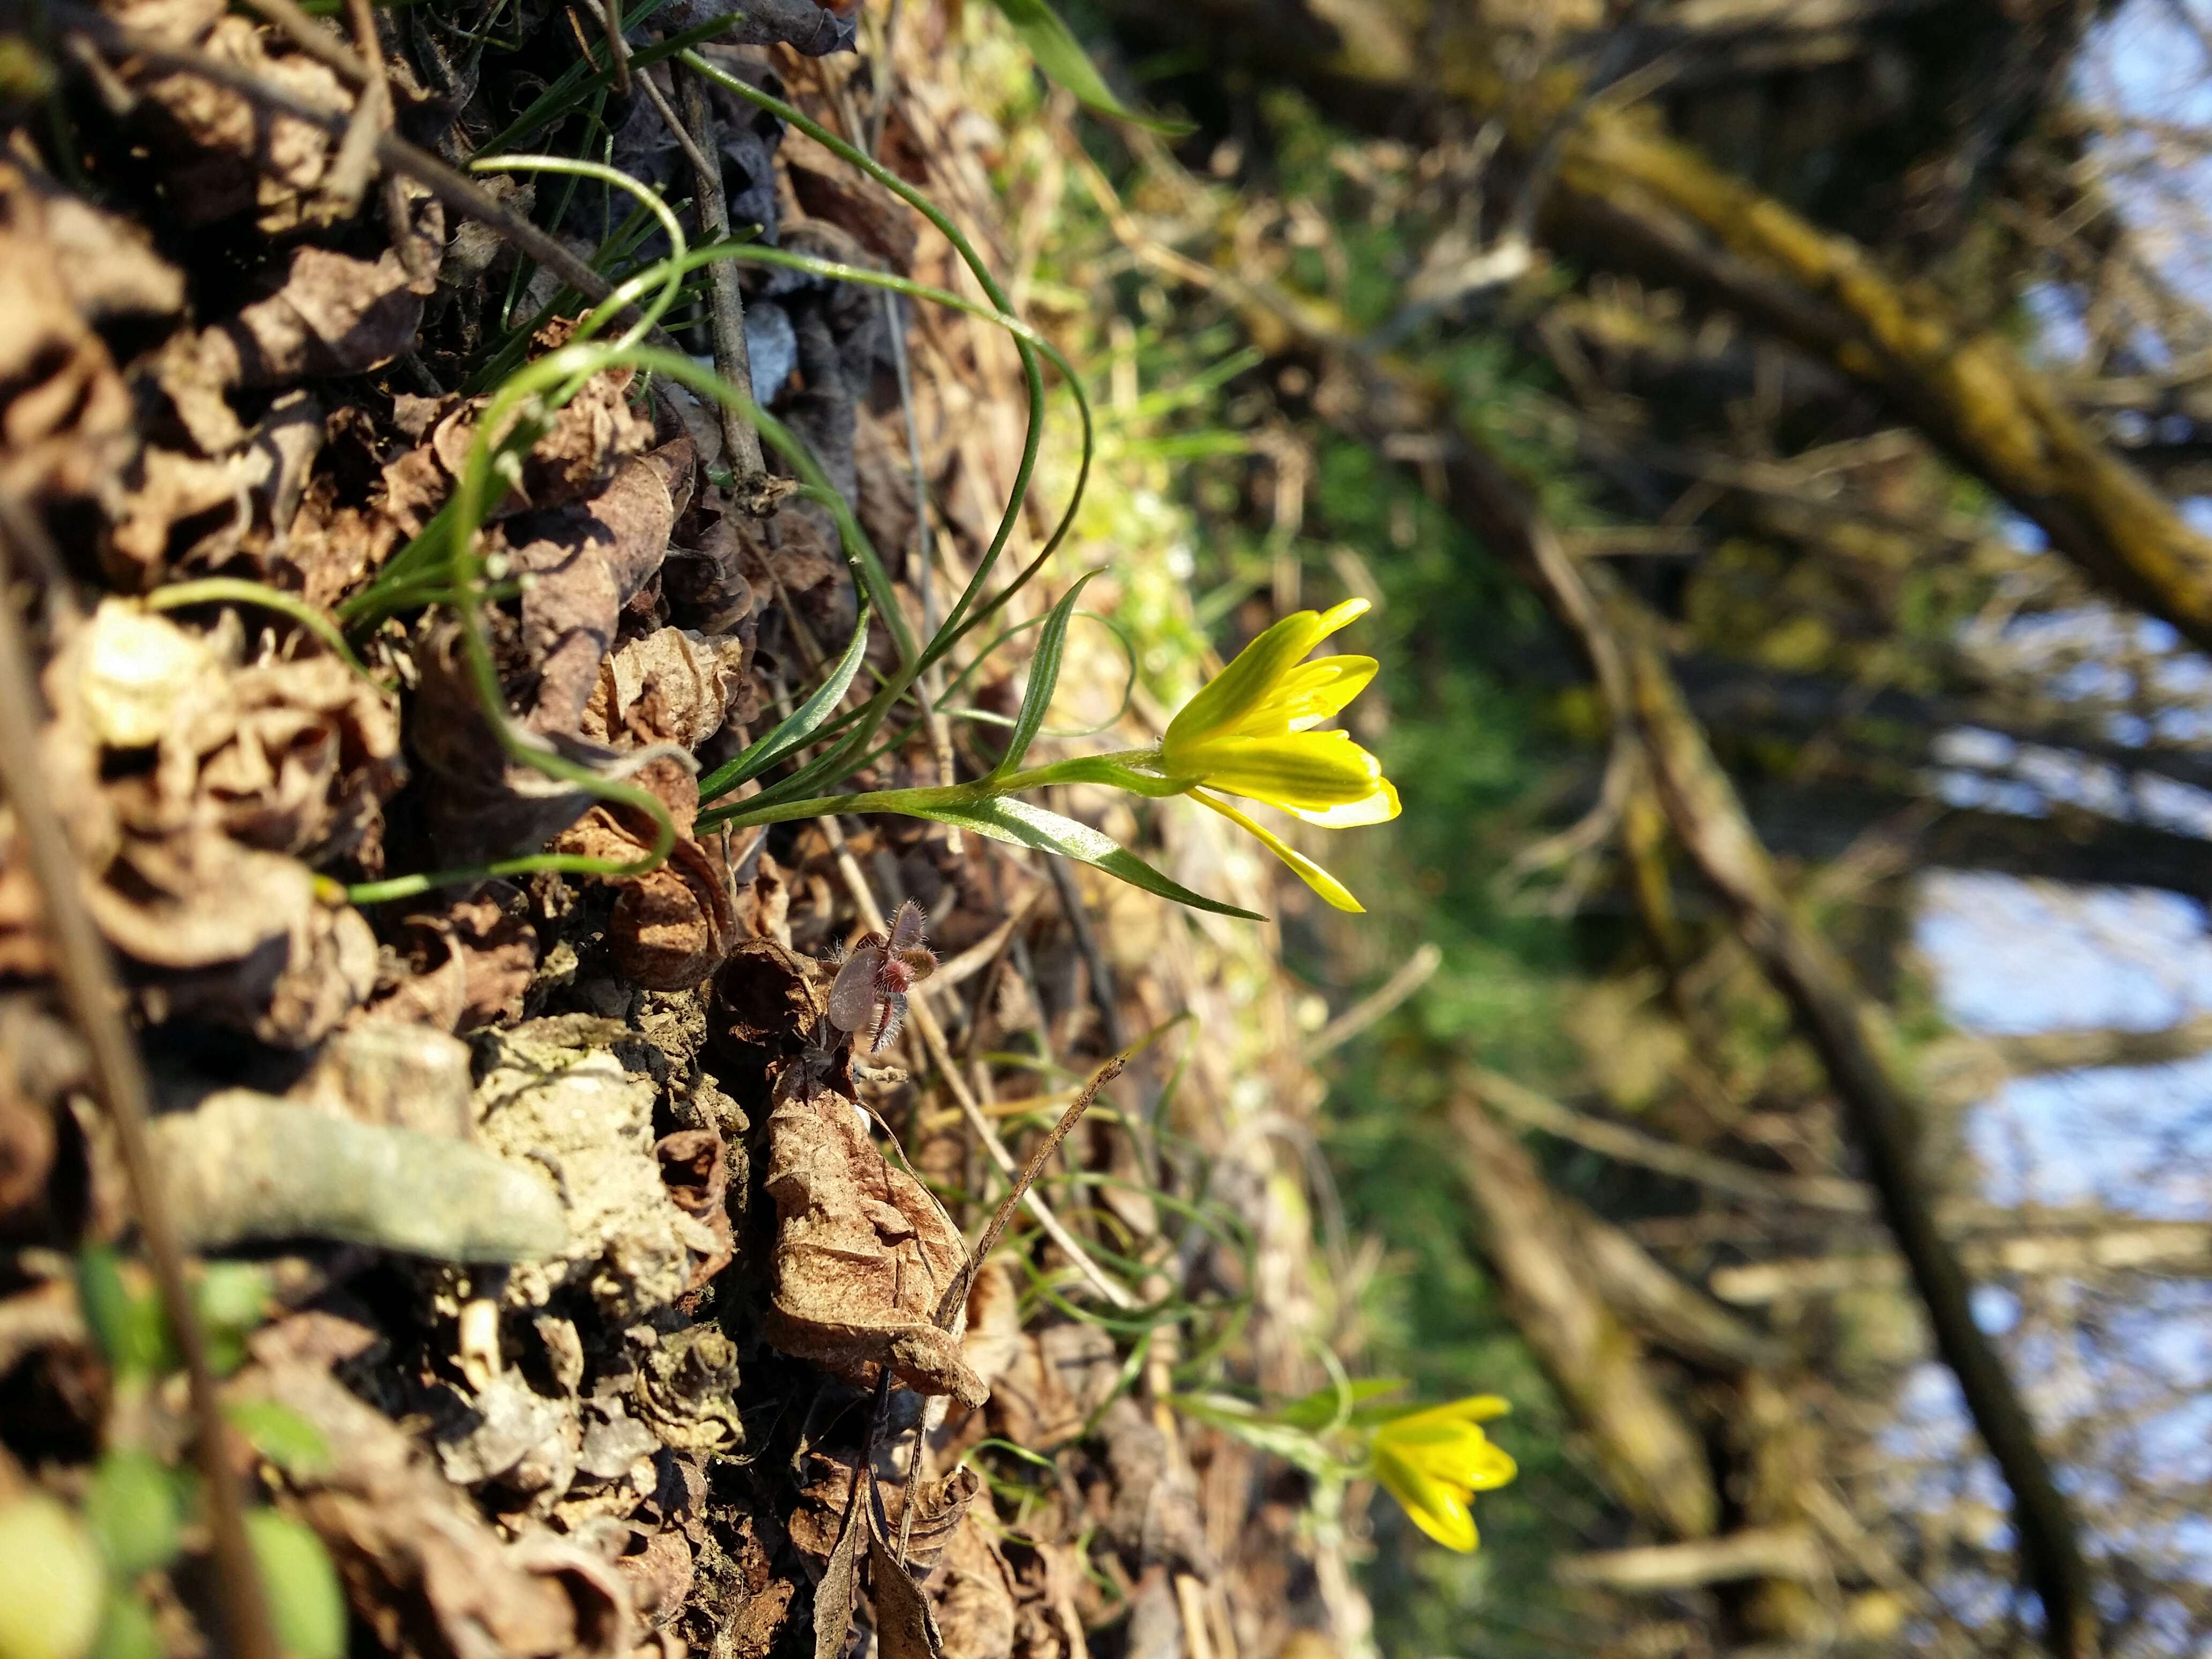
[1449,1096,1721,1540]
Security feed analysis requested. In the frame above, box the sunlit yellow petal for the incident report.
[1374,1443,1478,1552]
[1312,596,1371,639]
[1190,790,1364,912]
[1286,777,1400,828]
[1164,609,1329,749]
[1257,656,1380,734]
[1173,732,1381,812]
[1462,1442,1519,1492]
[1389,1394,1513,1430]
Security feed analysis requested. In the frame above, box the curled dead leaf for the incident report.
[931,1514,1021,1659]
[200,241,442,387]
[369,881,540,1033]
[582,627,748,752]
[238,1360,638,1659]
[655,1128,735,1290]
[0,162,135,503]
[516,440,695,734]
[132,13,352,231]
[760,1067,985,1404]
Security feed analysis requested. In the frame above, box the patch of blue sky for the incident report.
[1971,1059,2212,1219]
[1916,870,2212,1034]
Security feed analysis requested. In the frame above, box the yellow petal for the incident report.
[1191,790,1364,912]
[1261,656,1380,735]
[1388,1394,1513,1430]
[1164,609,1329,751]
[1462,1441,1519,1492]
[1286,776,1400,828]
[1172,731,1382,812]
[1373,1442,1479,1552]
[1164,600,1374,756]
[1312,596,1371,639]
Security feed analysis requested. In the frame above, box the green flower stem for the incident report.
[144,579,381,686]
[694,750,1190,833]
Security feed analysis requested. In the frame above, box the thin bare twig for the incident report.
[935,1053,1126,1326]
[672,60,769,489]
[599,0,632,95]
[0,524,279,1659]
[1470,1064,1872,1215]
[1301,941,1442,1061]
[326,0,392,219]
[234,0,369,87]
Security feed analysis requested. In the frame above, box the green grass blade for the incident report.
[985,0,1192,133]
[698,601,875,802]
[990,569,1098,780]
[888,796,1264,920]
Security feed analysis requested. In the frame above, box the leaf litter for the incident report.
[0,5,1369,1657]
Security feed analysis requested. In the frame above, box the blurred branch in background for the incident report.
[1070,1,2212,1649]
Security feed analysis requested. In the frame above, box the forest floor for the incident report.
[0,7,1358,1659]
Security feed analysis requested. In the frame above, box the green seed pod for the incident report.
[0,1494,107,1659]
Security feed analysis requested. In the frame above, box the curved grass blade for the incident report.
[990,570,1098,780]
[887,796,1264,921]
[986,0,1192,134]
[698,602,875,803]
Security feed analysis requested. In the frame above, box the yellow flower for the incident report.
[1369,1395,1516,1552]
[1161,599,1399,912]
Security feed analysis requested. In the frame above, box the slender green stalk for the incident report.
[145,578,381,684]
[675,53,1086,664]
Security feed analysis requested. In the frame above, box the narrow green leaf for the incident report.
[991,571,1098,780]
[246,1511,346,1659]
[891,796,1265,920]
[985,0,1193,133]
[699,603,874,803]
[86,1450,183,1576]
[224,1400,333,1477]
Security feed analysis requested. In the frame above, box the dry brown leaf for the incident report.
[1097,1399,1214,1578]
[787,140,921,272]
[368,881,540,1033]
[582,627,747,751]
[1000,1535,1093,1659]
[655,1128,735,1290]
[870,1506,951,1659]
[0,163,136,504]
[238,1361,637,1659]
[409,619,624,864]
[517,440,696,734]
[547,756,738,991]
[663,506,760,636]
[932,1514,1021,1659]
[760,1066,985,1404]
[94,833,378,1047]
[200,242,440,387]
[198,653,404,861]
[131,12,352,230]
[988,1322,1121,1455]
